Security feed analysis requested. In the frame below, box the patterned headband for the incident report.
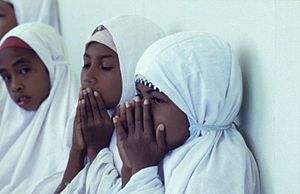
[135,75,163,93]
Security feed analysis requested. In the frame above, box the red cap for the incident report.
[0,37,32,51]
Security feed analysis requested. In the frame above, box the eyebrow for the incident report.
[0,56,32,73]
[83,53,114,60]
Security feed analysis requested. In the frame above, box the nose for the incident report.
[11,77,24,93]
[82,65,97,87]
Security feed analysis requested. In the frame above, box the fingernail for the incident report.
[144,99,149,105]
[86,88,91,93]
[81,99,85,104]
[133,96,141,102]
[94,91,98,96]
[113,116,118,123]
[158,124,165,131]
[130,99,134,104]
[83,90,87,95]
[125,101,130,108]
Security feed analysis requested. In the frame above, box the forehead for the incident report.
[85,42,117,57]
[0,1,12,11]
[0,47,38,69]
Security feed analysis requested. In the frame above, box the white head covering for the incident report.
[59,15,165,194]
[117,32,260,194]
[0,23,79,193]
[3,0,60,32]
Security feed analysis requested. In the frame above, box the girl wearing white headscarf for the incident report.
[113,32,260,194]
[0,0,61,122]
[0,23,79,194]
[51,15,165,194]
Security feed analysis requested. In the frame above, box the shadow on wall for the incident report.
[237,45,272,194]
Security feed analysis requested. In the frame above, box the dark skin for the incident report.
[0,1,17,39]
[114,84,190,186]
[55,42,123,193]
[0,47,50,111]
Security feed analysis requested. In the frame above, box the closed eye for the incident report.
[151,95,164,104]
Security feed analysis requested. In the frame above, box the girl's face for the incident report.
[0,47,51,111]
[82,42,122,109]
[136,83,190,151]
[0,1,17,39]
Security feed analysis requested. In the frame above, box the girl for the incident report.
[0,23,79,193]
[113,32,260,193]
[51,15,165,194]
[0,0,60,119]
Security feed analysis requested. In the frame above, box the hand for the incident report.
[114,98,167,174]
[81,88,114,161]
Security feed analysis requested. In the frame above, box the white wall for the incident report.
[58,1,300,193]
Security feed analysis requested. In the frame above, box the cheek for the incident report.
[98,71,122,109]
[152,104,189,150]
[33,72,51,103]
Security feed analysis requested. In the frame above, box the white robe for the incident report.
[0,23,79,194]
[113,32,260,194]
[59,15,165,194]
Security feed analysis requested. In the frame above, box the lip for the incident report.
[16,95,31,108]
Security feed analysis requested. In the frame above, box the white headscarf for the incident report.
[3,0,60,32]
[60,15,165,194]
[117,32,260,194]
[0,23,79,194]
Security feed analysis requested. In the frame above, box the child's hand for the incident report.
[114,98,167,175]
[81,88,114,161]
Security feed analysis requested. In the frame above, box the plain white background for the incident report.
[58,1,300,193]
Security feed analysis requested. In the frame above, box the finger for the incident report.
[74,100,81,120]
[156,124,167,154]
[80,99,87,131]
[113,116,127,141]
[83,89,94,122]
[79,87,84,100]
[125,101,135,135]
[115,106,120,117]
[143,99,154,136]
[94,91,109,119]
[134,96,143,134]
[120,103,127,130]
[87,88,102,120]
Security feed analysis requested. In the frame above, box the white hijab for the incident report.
[3,0,60,32]
[118,32,260,194]
[60,15,165,194]
[0,23,79,194]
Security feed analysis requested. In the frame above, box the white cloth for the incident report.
[0,23,79,194]
[61,15,165,194]
[3,0,60,32]
[0,81,7,117]
[114,32,260,194]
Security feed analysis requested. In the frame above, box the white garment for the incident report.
[114,32,260,194]
[3,0,60,32]
[61,15,165,194]
[0,81,7,117]
[0,23,79,194]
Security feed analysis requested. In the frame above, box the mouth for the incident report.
[16,96,31,107]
